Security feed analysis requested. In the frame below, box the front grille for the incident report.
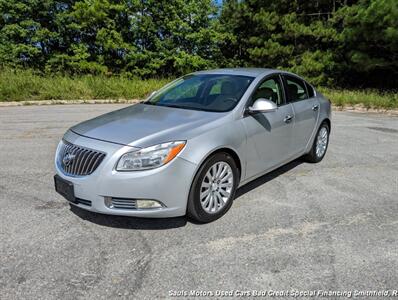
[58,140,106,176]
[111,198,137,210]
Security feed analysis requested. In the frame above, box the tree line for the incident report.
[0,0,397,88]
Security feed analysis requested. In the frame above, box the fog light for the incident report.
[136,200,163,209]
[104,197,163,209]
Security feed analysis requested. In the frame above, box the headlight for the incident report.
[116,141,186,171]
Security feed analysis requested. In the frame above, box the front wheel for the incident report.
[305,122,330,163]
[187,152,239,223]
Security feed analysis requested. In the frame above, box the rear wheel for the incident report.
[305,122,330,163]
[187,152,239,223]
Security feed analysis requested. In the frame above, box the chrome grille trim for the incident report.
[111,198,137,210]
[57,140,106,177]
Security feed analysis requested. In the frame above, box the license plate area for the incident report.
[54,175,76,203]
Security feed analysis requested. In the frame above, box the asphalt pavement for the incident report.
[0,105,397,299]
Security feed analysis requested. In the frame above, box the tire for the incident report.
[187,152,239,223]
[305,122,330,163]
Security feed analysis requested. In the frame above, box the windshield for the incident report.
[145,74,254,112]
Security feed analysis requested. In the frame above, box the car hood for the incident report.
[70,103,229,148]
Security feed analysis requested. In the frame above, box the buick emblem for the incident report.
[63,153,76,166]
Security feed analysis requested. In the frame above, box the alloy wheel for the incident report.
[316,126,328,158]
[199,162,234,214]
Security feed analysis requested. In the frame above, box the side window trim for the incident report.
[304,81,316,98]
[279,74,289,106]
[281,75,291,104]
[275,74,287,106]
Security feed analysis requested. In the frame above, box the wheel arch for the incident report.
[213,148,241,178]
[190,146,243,186]
[321,118,331,133]
[185,146,243,220]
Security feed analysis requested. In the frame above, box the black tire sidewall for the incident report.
[187,152,239,223]
[309,123,330,163]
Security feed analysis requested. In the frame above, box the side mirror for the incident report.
[248,98,277,114]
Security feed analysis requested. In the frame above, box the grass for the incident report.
[0,68,169,102]
[319,87,398,109]
[0,68,397,109]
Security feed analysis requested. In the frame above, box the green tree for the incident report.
[218,0,341,85]
[333,0,398,87]
[46,0,132,74]
[0,0,397,88]
[123,0,221,77]
[0,0,61,68]
[0,0,221,76]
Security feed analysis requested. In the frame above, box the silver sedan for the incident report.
[54,68,331,222]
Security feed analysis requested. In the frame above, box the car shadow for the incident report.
[252,113,272,131]
[69,158,304,229]
[69,205,188,230]
[234,158,303,200]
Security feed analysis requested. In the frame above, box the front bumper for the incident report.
[55,130,197,218]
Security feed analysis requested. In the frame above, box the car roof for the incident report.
[193,68,294,78]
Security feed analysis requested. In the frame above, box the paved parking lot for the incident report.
[0,104,397,299]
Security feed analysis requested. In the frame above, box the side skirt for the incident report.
[237,150,306,188]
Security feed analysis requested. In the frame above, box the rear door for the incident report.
[282,75,319,154]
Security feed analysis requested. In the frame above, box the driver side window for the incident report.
[251,77,283,106]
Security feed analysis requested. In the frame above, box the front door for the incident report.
[241,75,295,180]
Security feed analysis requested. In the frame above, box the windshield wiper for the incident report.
[158,104,185,109]
[158,104,211,111]
[142,101,156,105]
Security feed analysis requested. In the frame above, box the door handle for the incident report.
[284,115,293,123]
[312,104,319,111]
